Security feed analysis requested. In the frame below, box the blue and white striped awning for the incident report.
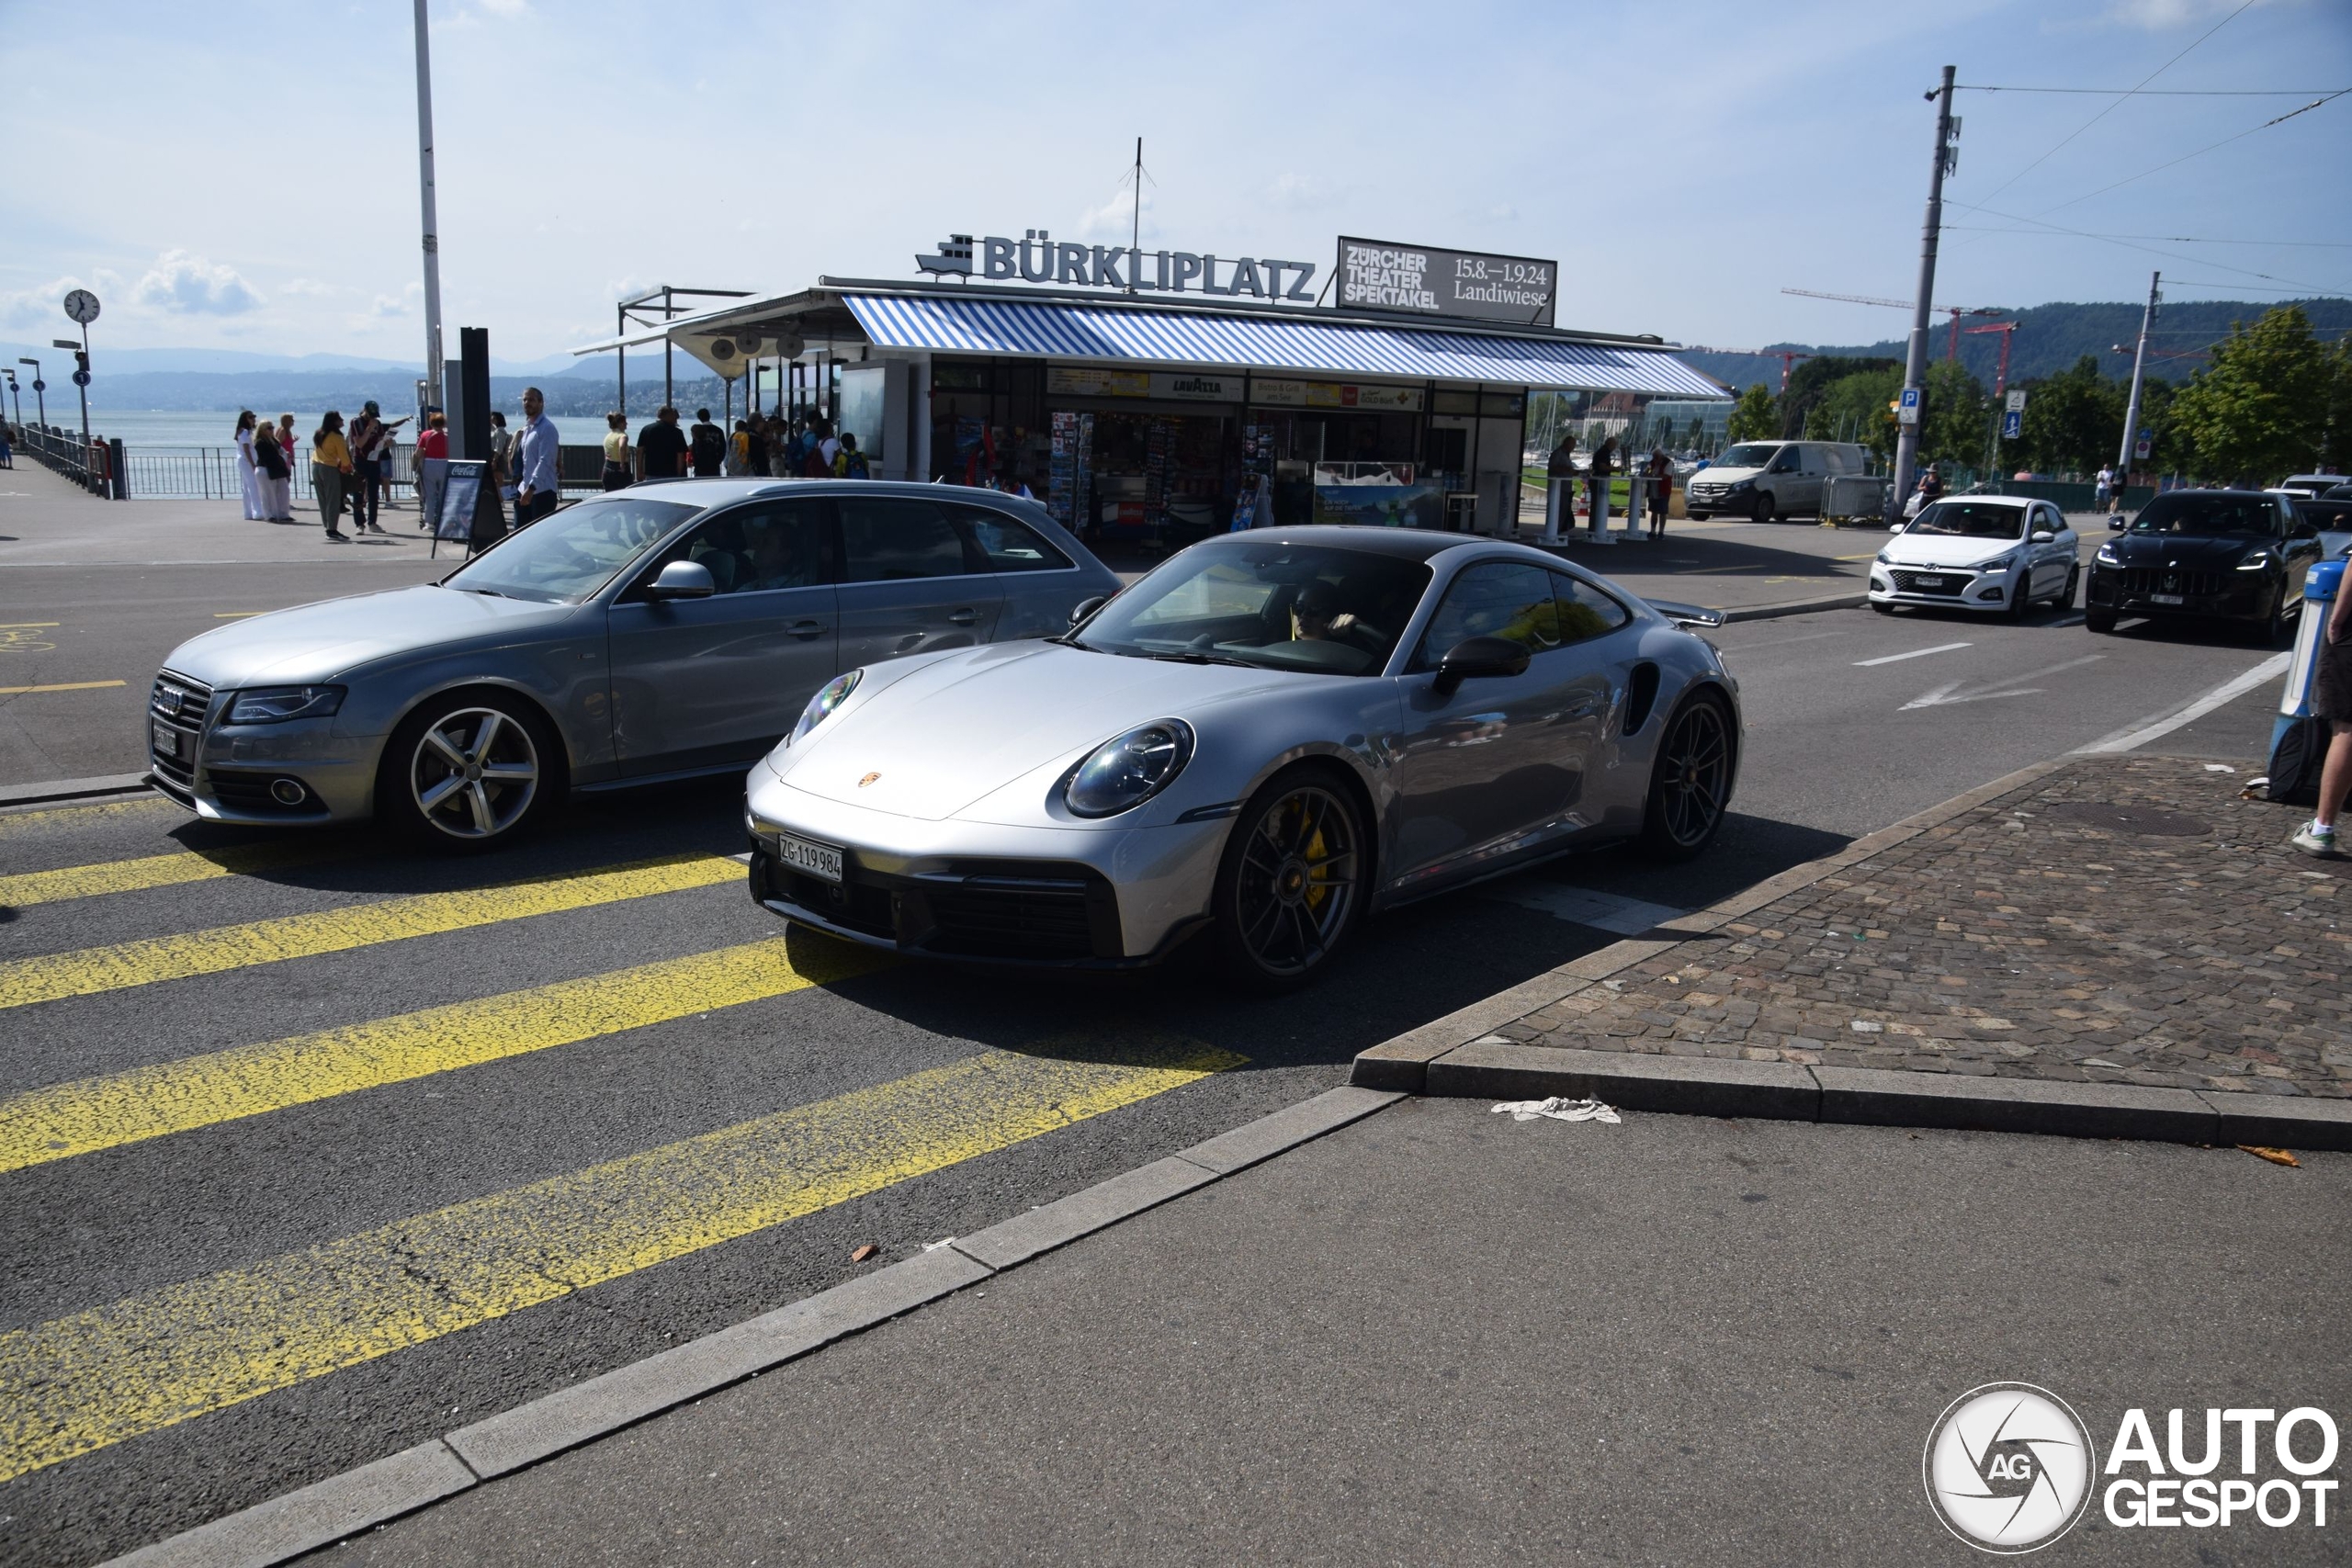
[842,293,1724,399]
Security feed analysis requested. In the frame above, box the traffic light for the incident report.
[73,352,89,377]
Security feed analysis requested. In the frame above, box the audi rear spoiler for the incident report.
[1644,598,1726,629]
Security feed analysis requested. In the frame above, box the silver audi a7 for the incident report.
[746,526,1741,988]
[145,480,1121,848]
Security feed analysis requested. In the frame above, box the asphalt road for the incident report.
[0,570,2297,1563]
[331,1100,2352,1568]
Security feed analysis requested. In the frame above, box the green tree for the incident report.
[2167,305,2333,485]
[2322,335,2352,475]
[1782,356,1899,438]
[1726,383,1779,443]
[1918,360,1989,471]
[1803,367,1903,460]
[2015,355,2127,478]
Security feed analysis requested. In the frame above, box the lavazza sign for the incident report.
[916,231,1559,325]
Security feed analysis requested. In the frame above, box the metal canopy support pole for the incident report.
[412,0,445,415]
[1891,63,1955,522]
[2116,271,2160,483]
[663,286,674,410]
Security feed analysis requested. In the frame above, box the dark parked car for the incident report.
[2293,485,2352,559]
[2086,490,2322,643]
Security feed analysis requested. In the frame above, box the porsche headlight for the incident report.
[225,685,344,724]
[788,671,860,746]
[1065,719,1193,818]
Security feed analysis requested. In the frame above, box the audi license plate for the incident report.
[151,721,181,760]
[2151,592,2185,606]
[1914,575,1947,589]
[780,833,842,884]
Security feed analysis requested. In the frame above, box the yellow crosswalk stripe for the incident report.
[0,798,175,838]
[0,1037,1242,1481]
[0,840,332,909]
[0,680,126,695]
[0,935,884,1172]
[0,852,742,1011]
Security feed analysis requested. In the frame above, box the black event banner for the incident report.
[1335,237,1557,328]
[435,459,486,542]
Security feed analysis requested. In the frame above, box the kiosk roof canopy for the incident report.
[842,293,1724,399]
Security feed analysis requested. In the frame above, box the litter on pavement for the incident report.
[1492,1096,1623,1124]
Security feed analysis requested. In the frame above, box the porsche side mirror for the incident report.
[2030,530,2055,543]
[1433,636,1531,694]
[643,559,716,601]
[1070,595,1108,626]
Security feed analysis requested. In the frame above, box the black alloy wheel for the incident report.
[2058,563,2079,610]
[1212,769,1365,991]
[2085,607,2118,634]
[2006,569,2034,622]
[1749,492,1774,525]
[1640,693,1736,862]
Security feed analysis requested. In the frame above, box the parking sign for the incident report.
[2005,389,2027,413]
[1897,386,1921,426]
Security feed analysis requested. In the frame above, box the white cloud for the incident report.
[280,277,340,297]
[1262,174,1331,214]
[2102,0,2274,26]
[131,250,261,315]
[0,275,95,330]
[1074,182,1154,243]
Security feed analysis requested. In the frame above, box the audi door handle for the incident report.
[786,620,827,639]
[947,609,978,626]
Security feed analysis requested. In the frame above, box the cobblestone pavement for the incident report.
[1495,755,2352,1098]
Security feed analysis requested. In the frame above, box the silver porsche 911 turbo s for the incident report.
[746,526,1742,988]
[142,479,1120,850]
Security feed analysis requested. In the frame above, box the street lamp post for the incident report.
[17,358,45,428]
[413,0,446,417]
[4,370,18,427]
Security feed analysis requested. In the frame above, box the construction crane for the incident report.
[1780,288,2007,360]
[1965,321,2019,399]
[1685,346,1813,392]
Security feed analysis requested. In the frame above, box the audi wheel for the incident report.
[379,691,559,851]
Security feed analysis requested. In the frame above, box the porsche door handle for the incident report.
[947,608,978,626]
[786,620,827,640]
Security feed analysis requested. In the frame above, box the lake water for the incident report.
[19,408,620,450]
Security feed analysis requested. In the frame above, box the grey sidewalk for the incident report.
[316,1099,2348,1567]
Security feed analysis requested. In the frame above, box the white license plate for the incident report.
[1914,576,1947,589]
[2151,592,2185,606]
[779,833,842,884]
[151,721,181,759]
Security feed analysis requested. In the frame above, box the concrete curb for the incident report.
[1719,592,1867,623]
[1352,756,2352,1153]
[99,1084,1403,1568]
[0,771,153,808]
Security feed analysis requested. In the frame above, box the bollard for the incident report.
[2275,558,2344,756]
[1543,477,1570,543]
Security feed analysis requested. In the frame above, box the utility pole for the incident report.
[1891,64,1957,519]
[413,0,446,417]
[2116,271,2160,483]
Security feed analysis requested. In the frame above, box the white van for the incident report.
[1685,441,1871,523]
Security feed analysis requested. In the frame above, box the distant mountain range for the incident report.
[1677,297,2352,394]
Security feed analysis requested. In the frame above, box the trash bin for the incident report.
[2275,558,2344,755]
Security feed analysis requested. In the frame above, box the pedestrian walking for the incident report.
[1645,448,1672,540]
[234,410,264,520]
[0,422,11,470]
[311,411,356,541]
[832,430,870,479]
[348,400,389,533]
[416,412,448,462]
[802,418,836,479]
[254,419,292,519]
[512,387,561,526]
[601,412,631,491]
[637,405,689,482]
[1588,435,1619,535]
[689,408,724,478]
[745,414,772,479]
[2290,570,2352,860]
[2094,464,2115,513]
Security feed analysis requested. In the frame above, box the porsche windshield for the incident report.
[1074,543,1432,677]
[442,495,698,602]
[2129,494,2280,537]
[1909,502,2028,540]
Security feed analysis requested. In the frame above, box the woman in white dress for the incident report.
[233,410,264,520]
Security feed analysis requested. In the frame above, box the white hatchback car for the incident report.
[1868,496,2080,618]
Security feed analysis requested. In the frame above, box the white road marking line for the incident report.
[1901,653,2104,711]
[1856,641,1973,667]
[1492,883,1690,936]
[2075,651,2290,755]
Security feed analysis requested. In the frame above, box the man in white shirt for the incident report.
[513,388,561,525]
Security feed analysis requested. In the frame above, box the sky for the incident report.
[4,0,2348,369]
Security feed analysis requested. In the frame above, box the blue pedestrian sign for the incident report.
[2001,409,2022,441]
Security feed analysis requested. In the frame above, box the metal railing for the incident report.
[7,422,121,496]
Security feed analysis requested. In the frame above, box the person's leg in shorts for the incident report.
[2292,635,2352,856]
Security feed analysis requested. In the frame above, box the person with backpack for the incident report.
[2290,570,2352,859]
[802,419,835,479]
[689,408,724,477]
[832,431,870,479]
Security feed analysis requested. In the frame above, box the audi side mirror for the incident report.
[643,559,716,601]
[1070,594,1108,626]
[1433,636,1531,694]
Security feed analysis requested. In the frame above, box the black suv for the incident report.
[2086,489,2322,643]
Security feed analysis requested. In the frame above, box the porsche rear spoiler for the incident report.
[1644,598,1726,629]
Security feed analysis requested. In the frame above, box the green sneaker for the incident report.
[2291,821,2345,859]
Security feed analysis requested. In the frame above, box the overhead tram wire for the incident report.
[1944,228,2352,248]
[2023,88,2351,220]
[1941,201,2349,295]
[1956,0,2256,215]
[1956,85,2346,96]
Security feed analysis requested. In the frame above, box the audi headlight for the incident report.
[788,671,860,746]
[225,685,344,724]
[2096,543,2121,565]
[2236,551,2274,571]
[1065,719,1193,818]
